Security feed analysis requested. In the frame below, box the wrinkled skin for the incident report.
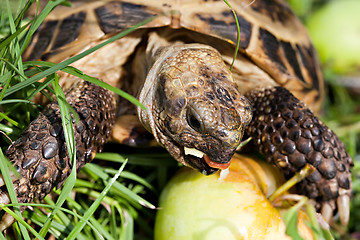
[138,44,252,175]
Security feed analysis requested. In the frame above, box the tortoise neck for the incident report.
[145,32,175,65]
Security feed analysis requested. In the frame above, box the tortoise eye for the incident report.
[186,107,204,133]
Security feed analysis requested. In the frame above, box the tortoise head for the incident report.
[138,44,252,175]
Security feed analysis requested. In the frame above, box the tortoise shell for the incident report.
[25,0,324,113]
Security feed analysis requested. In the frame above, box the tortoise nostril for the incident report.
[186,107,204,133]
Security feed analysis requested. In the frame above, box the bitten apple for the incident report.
[155,154,313,240]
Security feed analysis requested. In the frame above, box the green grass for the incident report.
[0,0,359,239]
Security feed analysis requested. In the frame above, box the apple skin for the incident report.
[307,0,360,74]
[155,154,313,240]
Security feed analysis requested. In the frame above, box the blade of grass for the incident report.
[43,196,72,230]
[5,0,25,79]
[11,0,33,27]
[24,61,145,109]
[84,163,156,209]
[52,73,76,158]
[0,230,6,240]
[305,204,330,240]
[0,57,27,80]
[0,72,13,103]
[76,197,112,239]
[39,74,77,237]
[0,149,31,239]
[0,71,11,84]
[0,123,17,134]
[0,0,29,108]
[120,209,134,240]
[86,214,115,240]
[0,20,30,52]
[27,71,56,100]
[0,99,39,105]
[95,152,175,166]
[282,197,308,240]
[269,164,314,203]
[0,111,19,126]
[74,187,137,211]
[0,207,44,240]
[7,202,101,238]
[105,170,154,191]
[110,205,118,239]
[53,188,116,240]
[222,0,241,71]
[66,160,127,240]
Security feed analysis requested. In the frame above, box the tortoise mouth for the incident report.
[182,147,230,175]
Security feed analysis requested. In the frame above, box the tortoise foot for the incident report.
[1,80,116,230]
[245,86,353,225]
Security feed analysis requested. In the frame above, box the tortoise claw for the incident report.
[0,174,17,187]
[337,193,350,226]
[0,192,10,205]
[0,192,14,231]
[320,190,350,226]
[321,201,334,224]
[0,213,15,232]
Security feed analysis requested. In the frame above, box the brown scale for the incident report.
[245,87,353,218]
[3,80,116,205]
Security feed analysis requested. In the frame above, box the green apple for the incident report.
[307,1,360,74]
[155,154,313,240]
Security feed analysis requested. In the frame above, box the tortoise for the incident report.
[1,0,353,230]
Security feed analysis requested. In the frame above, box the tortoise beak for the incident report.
[184,154,218,175]
[183,146,235,175]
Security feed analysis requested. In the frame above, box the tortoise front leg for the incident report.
[0,80,116,230]
[245,86,353,226]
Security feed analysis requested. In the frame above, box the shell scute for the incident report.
[250,0,294,23]
[280,40,305,83]
[195,11,253,50]
[28,20,58,60]
[296,44,322,94]
[52,11,87,50]
[95,2,157,34]
[258,28,287,74]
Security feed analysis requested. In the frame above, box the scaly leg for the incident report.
[1,80,116,230]
[245,87,353,225]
